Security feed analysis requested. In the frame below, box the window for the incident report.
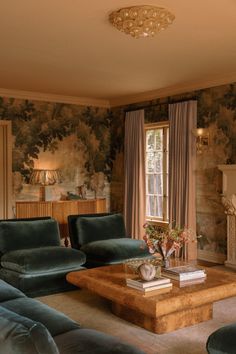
[145,122,169,222]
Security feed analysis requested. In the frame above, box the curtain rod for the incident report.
[124,96,197,113]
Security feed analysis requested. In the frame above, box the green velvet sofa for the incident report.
[207,323,236,354]
[0,217,86,297]
[68,213,150,268]
[0,279,146,354]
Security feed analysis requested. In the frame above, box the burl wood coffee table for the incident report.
[66,264,236,334]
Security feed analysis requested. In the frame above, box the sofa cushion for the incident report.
[54,328,146,354]
[1,247,86,274]
[76,213,127,245]
[0,306,59,354]
[207,323,236,354]
[1,297,80,337]
[0,279,25,302]
[80,238,149,262]
[0,219,60,255]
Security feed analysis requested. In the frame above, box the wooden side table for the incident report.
[15,199,107,246]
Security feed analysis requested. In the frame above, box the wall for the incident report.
[110,82,236,262]
[0,97,118,212]
[1,82,235,262]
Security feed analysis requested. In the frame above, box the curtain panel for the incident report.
[168,100,197,260]
[124,109,146,239]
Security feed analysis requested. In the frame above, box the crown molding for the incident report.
[0,88,110,108]
[109,73,236,107]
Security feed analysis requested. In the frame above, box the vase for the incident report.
[154,241,176,268]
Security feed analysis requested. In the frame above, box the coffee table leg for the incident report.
[111,302,213,334]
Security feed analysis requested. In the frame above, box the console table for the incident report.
[15,199,106,246]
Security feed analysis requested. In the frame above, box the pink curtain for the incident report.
[168,101,197,260]
[124,109,146,240]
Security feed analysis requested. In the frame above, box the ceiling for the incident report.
[0,0,236,106]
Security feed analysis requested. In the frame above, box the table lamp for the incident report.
[30,169,61,201]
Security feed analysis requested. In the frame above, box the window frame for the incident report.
[145,121,169,226]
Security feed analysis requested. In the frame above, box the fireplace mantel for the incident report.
[218,164,236,197]
[218,164,236,269]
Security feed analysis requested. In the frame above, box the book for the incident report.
[162,265,206,281]
[179,277,206,288]
[162,272,206,281]
[127,282,173,293]
[126,276,171,289]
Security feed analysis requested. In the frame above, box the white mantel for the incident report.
[218,164,236,269]
[218,164,236,197]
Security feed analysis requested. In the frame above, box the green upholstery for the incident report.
[54,328,146,354]
[0,277,26,302]
[1,247,86,273]
[81,238,148,263]
[0,306,59,354]
[0,279,146,354]
[207,323,236,354]
[68,213,150,268]
[1,297,80,337]
[0,218,86,296]
[0,219,60,255]
[76,213,127,245]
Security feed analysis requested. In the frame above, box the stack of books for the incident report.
[162,265,206,286]
[126,277,172,293]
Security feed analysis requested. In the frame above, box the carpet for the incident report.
[37,288,236,354]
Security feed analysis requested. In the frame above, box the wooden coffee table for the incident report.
[66,264,236,334]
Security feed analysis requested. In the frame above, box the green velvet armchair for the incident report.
[68,213,150,268]
[0,217,86,297]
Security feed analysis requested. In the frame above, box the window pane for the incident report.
[146,152,154,172]
[156,196,163,217]
[147,174,154,194]
[155,129,163,151]
[146,130,155,151]
[155,174,163,195]
[154,152,162,173]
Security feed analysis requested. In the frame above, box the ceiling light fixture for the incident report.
[109,5,175,39]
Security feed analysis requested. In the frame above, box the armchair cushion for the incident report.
[75,213,127,246]
[0,306,59,354]
[0,219,60,255]
[1,247,86,274]
[81,238,149,263]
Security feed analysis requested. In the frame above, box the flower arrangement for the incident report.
[143,222,195,267]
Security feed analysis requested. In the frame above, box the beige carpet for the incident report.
[37,287,236,354]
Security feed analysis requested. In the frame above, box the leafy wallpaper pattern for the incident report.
[0,98,118,207]
[111,83,236,258]
[0,82,235,260]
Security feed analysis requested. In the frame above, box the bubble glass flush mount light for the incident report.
[109,5,175,39]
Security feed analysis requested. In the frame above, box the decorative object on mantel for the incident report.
[29,169,62,201]
[109,5,175,39]
[143,223,196,268]
[222,194,236,216]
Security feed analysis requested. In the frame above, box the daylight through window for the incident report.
[145,123,169,222]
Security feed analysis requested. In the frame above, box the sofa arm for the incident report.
[0,306,59,354]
